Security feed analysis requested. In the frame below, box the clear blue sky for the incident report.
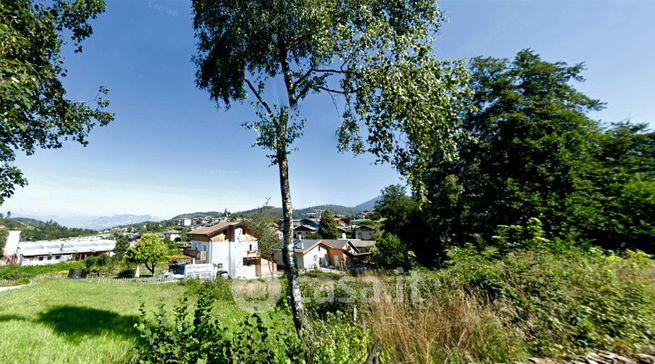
[4,0,654,220]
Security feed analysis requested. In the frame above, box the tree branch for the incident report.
[245,78,275,119]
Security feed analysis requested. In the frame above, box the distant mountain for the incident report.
[82,214,160,231]
[170,211,224,221]
[170,197,380,221]
[353,196,380,211]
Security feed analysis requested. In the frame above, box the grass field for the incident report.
[0,279,186,364]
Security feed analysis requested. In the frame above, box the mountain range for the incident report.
[13,197,380,231]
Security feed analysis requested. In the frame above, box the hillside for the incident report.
[170,199,378,221]
[0,217,97,250]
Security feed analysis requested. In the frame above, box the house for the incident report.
[163,230,182,242]
[1,231,116,266]
[273,238,374,271]
[348,238,376,251]
[354,225,376,240]
[293,225,318,239]
[184,221,274,279]
[298,218,320,229]
[337,227,349,239]
[179,218,192,227]
[273,239,329,271]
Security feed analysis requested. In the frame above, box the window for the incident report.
[55,255,61,259]
[249,244,252,251]
[47,256,52,260]
[38,257,44,261]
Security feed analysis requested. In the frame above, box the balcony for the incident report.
[183,248,207,263]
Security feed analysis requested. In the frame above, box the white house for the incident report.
[163,230,182,242]
[1,231,116,266]
[273,239,329,271]
[293,225,318,239]
[354,225,376,240]
[186,221,272,279]
[273,238,375,271]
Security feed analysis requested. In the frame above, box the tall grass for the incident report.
[360,248,655,362]
[364,285,525,363]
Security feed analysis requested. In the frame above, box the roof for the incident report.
[273,239,322,253]
[349,239,376,249]
[318,239,350,250]
[294,225,317,232]
[17,236,115,257]
[273,238,363,254]
[189,221,242,237]
[355,225,375,231]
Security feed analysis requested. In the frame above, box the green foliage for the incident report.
[318,210,338,239]
[0,261,84,281]
[0,0,113,203]
[400,50,655,261]
[0,217,96,251]
[245,203,279,261]
[304,232,322,239]
[373,184,436,264]
[372,233,413,270]
[84,254,111,273]
[135,281,375,363]
[443,246,655,357]
[124,234,168,275]
[491,217,551,254]
[112,234,130,261]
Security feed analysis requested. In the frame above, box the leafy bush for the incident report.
[0,261,84,281]
[135,281,376,363]
[372,233,414,270]
[442,247,655,357]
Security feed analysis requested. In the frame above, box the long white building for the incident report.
[1,231,115,266]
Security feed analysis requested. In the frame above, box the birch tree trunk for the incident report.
[277,133,312,336]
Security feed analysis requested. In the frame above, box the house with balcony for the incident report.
[185,221,274,279]
[272,238,374,271]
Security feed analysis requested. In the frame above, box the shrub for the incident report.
[442,247,655,357]
[135,280,376,363]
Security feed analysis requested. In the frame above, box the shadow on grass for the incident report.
[36,305,139,342]
[0,314,27,322]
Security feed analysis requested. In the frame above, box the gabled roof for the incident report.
[273,238,370,255]
[273,239,322,253]
[189,221,242,237]
[294,225,317,232]
[349,239,376,249]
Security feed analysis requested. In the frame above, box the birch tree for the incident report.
[191,0,470,340]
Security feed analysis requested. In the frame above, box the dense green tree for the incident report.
[191,0,468,339]
[125,234,168,275]
[372,233,412,270]
[246,202,279,265]
[318,210,338,239]
[415,50,654,257]
[0,0,113,204]
[374,185,438,265]
[112,234,130,261]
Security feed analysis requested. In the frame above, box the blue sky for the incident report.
[4,0,655,221]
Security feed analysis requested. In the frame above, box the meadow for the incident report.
[0,279,185,364]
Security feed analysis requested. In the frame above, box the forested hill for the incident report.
[171,202,376,221]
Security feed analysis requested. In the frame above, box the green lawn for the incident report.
[0,279,186,364]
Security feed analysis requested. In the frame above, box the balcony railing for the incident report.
[183,248,207,262]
